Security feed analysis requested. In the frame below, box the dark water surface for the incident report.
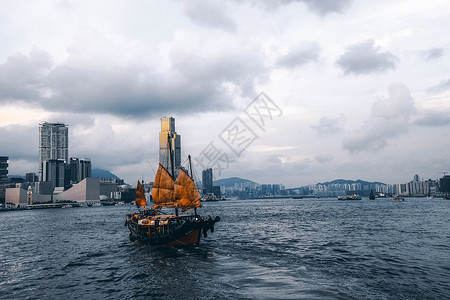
[1,198,449,299]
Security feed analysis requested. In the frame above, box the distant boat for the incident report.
[125,134,220,247]
[61,204,72,208]
[202,193,219,202]
[338,194,362,200]
[393,197,405,202]
[369,189,375,200]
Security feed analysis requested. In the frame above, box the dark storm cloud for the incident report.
[46,113,96,129]
[0,42,268,119]
[310,116,343,135]
[277,42,320,68]
[343,83,416,153]
[182,0,237,32]
[420,47,444,61]
[0,47,53,101]
[336,40,398,75]
[0,125,37,160]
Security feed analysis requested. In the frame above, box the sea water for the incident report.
[1,198,449,299]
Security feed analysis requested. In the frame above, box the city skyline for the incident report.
[0,1,449,187]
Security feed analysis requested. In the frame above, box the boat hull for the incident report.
[125,212,219,247]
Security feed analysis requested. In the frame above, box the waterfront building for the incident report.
[39,122,68,181]
[53,178,100,203]
[202,168,213,194]
[5,187,51,207]
[35,181,54,195]
[159,117,181,175]
[25,172,38,183]
[42,159,65,188]
[79,158,92,181]
[440,175,450,193]
[212,186,221,198]
[67,157,92,185]
[99,178,122,199]
[0,156,8,182]
[69,157,80,183]
[393,174,439,196]
[5,178,101,207]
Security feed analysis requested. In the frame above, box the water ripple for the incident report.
[1,198,450,299]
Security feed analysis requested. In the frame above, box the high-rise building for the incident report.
[39,122,68,181]
[0,156,8,182]
[440,175,450,193]
[202,168,213,194]
[42,159,65,188]
[79,158,92,182]
[68,157,91,184]
[159,117,181,175]
[25,172,38,183]
[69,157,79,183]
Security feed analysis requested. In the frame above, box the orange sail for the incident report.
[135,181,147,208]
[152,164,176,209]
[174,168,202,212]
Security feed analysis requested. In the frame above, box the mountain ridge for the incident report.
[92,168,120,180]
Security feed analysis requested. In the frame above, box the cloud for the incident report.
[0,47,53,101]
[0,30,269,119]
[414,110,450,127]
[300,0,352,15]
[277,42,320,68]
[310,116,343,135]
[0,125,38,161]
[420,47,444,61]
[427,78,450,94]
[182,0,237,32]
[246,0,352,15]
[315,154,334,164]
[343,83,416,153]
[70,118,153,169]
[336,40,398,75]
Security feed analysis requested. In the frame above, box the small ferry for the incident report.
[338,194,362,200]
[393,197,405,202]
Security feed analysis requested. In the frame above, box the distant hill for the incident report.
[288,179,388,191]
[317,179,386,185]
[92,168,120,180]
[8,175,25,179]
[214,177,257,188]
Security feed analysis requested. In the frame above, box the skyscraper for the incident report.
[159,117,181,175]
[0,156,8,182]
[68,157,92,184]
[39,122,68,181]
[42,159,65,188]
[79,158,92,182]
[202,168,213,195]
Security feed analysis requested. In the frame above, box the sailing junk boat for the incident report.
[125,136,220,247]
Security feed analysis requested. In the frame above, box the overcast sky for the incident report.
[1,0,449,187]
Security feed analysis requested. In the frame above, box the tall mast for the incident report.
[167,133,178,216]
[167,133,175,180]
[188,155,193,178]
[188,154,197,216]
